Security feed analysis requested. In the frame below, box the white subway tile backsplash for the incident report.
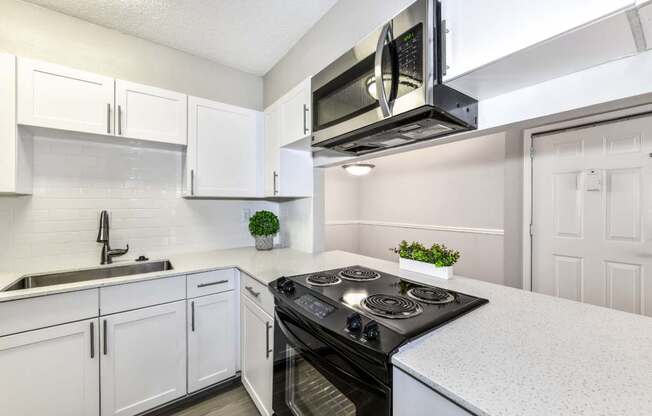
[0,134,277,272]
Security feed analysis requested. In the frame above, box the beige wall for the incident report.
[324,167,360,253]
[263,0,415,107]
[0,0,263,110]
[324,132,524,288]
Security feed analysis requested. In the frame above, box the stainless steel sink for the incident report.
[3,260,173,291]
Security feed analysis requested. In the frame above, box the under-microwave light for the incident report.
[342,163,375,176]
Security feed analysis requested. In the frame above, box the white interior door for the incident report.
[100,301,187,416]
[532,115,652,316]
[0,319,100,416]
[17,58,114,135]
[188,292,237,393]
[115,80,187,145]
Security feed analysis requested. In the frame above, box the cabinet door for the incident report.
[188,292,237,393]
[279,78,311,147]
[241,295,274,416]
[101,301,186,416]
[187,96,262,197]
[443,0,634,80]
[0,319,99,416]
[115,80,187,145]
[264,105,281,197]
[17,58,114,135]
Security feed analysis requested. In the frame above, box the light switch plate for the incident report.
[585,169,601,191]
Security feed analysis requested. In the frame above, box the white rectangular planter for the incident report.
[399,258,454,280]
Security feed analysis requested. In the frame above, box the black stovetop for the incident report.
[276,265,488,342]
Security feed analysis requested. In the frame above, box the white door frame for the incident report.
[522,103,652,291]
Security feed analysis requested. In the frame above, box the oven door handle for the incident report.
[374,22,394,118]
[275,311,387,394]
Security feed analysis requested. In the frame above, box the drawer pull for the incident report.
[197,279,229,288]
[245,286,261,297]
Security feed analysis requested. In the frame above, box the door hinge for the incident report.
[529,147,535,159]
[529,223,534,236]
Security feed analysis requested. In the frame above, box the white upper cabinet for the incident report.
[17,58,115,135]
[263,77,314,199]
[100,301,186,416]
[187,291,237,393]
[264,105,281,197]
[186,96,262,197]
[0,53,32,195]
[442,0,635,80]
[279,77,311,147]
[115,80,187,145]
[0,319,100,416]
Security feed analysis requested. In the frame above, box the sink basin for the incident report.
[3,260,174,291]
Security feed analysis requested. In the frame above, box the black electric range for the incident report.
[269,265,488,416]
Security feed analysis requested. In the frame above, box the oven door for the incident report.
[273,307,391,416]
[311,0,433,148]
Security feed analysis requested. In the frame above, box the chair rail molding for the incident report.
[325,220,504,236]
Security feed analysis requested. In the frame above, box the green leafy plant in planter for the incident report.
[249,210,280,251]
[394,240,460,267]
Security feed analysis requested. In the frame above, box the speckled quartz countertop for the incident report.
[1,248,651,416]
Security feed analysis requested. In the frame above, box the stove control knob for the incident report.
[276,277,295,295]
[346,313,363,333]
[362,320,380,340]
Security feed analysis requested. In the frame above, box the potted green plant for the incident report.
[249,210,280,251]
[392,240,460,279]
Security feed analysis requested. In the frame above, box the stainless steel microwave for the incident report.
[311,0,478,156]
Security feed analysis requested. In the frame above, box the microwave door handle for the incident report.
[375,22,393,118]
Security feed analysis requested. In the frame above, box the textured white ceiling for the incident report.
[24,0,338,76]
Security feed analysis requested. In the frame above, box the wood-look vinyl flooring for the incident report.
[169,384,260,416]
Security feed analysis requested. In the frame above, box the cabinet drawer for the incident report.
[100,275,186,315]
[0,289,98,336]
[187,269,235,298]
[240,272,274,316]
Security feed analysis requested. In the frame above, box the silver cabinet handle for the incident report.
[303,104,309,135]
[245,286,260,297]
[273,171,278,196]
[90,321,95,359]
[191,301,195,332]
[106,103,111,134]
[190,169,195,196]
[265,321,272,359]
[103,319,108,355]
[197,279,228,288]
[374,22,393,118]
[117,105,122,135]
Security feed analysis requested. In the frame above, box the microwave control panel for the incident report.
[394,23,424,94]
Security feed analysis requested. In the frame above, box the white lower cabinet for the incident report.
[241,294,274,416]
[100,301,187,416]
[393,367,473,416]
[0,318,100,416]
[188,291,237,393]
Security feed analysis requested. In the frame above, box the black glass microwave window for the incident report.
[313,23,423,132]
